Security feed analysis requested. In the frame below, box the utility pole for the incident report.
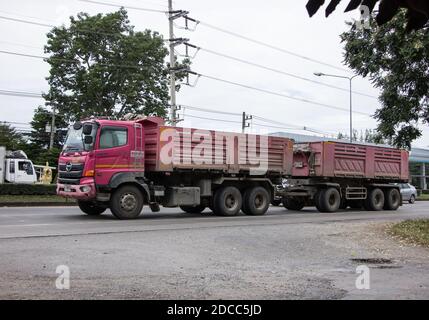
[168,0,177,126]
[242,112,252,133]
[49,106,56,150]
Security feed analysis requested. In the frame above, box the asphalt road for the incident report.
[0,203,428,299]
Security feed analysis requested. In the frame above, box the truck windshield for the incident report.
[63,124,96,152]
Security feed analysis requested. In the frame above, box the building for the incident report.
[270,132,429,190]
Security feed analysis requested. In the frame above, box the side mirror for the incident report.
[73,122,83,130]
[82,123,93,135]
[84,135,93,144]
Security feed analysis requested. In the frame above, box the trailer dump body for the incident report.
[140,118,293,176]
[292,141,409,181]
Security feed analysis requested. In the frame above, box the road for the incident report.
[0,203,428,299]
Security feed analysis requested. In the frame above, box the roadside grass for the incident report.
[388,219,429,247]
[0,195,75,203]
[418,193,429,201]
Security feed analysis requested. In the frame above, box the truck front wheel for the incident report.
[110,185,144,219]
[242,186,270,216]
[213,186,242,216]
[78,200,106,216]
[180,205,206,214]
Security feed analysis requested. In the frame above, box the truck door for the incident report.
[16,160,36,183]
[94,125,130,186]
[7,159,15,182]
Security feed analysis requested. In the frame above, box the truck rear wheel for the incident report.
[242,186,270,215]
[78,200,106,216]
[364,188,384,211]
[213,186,242,216]
[383,188,400,210]
[180,205,206,214]
[316,188,341,212]
[283,197,305,211]
[110,185,144,219]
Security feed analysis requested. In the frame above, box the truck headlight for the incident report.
[80,185,91,193]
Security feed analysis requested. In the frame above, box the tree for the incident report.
[30,106,68,149]
[341,11,429,149]
[0,123,26,150]
[306,0,429,31]
[44,9,187,122]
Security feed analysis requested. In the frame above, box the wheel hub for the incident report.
[120,193,137,211]
[225,194,237,210]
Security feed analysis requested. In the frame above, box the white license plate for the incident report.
[64,185,71,192]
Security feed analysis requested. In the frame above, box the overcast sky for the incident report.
[1,0,428,148]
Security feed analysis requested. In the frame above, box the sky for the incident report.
[0,0,428,148]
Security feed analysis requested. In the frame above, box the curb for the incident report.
[0,202,77,207]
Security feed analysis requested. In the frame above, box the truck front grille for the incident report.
[58,163,84,185]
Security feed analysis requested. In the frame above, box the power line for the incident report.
[180,104,337,135]
[78,0,167,13]
[183,114,243,124]
[194,20,350,73]
[0,49,157,70]
[0,89,43,99]
[188,45,377,100]
[188,71,372,116]
[78,0,351,73]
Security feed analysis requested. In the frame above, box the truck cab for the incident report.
[0,148,37,184]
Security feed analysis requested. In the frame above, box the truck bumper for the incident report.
[57,181,96,200]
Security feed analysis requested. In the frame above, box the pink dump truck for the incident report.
[57,117,408,219]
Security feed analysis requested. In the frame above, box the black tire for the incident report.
[242,187,270,216]
[364,188,385,211]
[314,190,324,212]
[271,198,282,206]
[317,187,341,212]
[180,204,206,214]
[213,186,242,216]
[78,200,106,216]
[409,195,416,204]
[283,197,305,211]
[110,185,144,219]
[384,188,401,210]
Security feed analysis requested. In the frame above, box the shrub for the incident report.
[0,184,57,195]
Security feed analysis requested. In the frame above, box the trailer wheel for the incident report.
[242,187,270,215]
[317,188,341,212]
[383,188,401,210]
[283,197,305,211]
[110,185,144,219]
[364,188,385,211]
[78,200,106,216]
[213,186,242,216]
[180,205,206,214]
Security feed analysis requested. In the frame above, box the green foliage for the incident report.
[30,106,68,149]
[0,123,26,150]
[0,184,57,196]
[337,128,388,144]
[341,11,429,149]
[34,147,62,168]
[44,9,187,122]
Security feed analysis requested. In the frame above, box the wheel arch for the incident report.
[109,172,150,204]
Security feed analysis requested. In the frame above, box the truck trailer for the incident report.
[57,117,409,219]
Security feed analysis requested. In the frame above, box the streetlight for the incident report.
[314,72,358,143]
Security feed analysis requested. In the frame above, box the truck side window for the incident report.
[99,127,128,149]
[18,161,33,175]
[9,161,15,174]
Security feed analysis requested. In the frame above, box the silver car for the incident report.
[398,183,417,203]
